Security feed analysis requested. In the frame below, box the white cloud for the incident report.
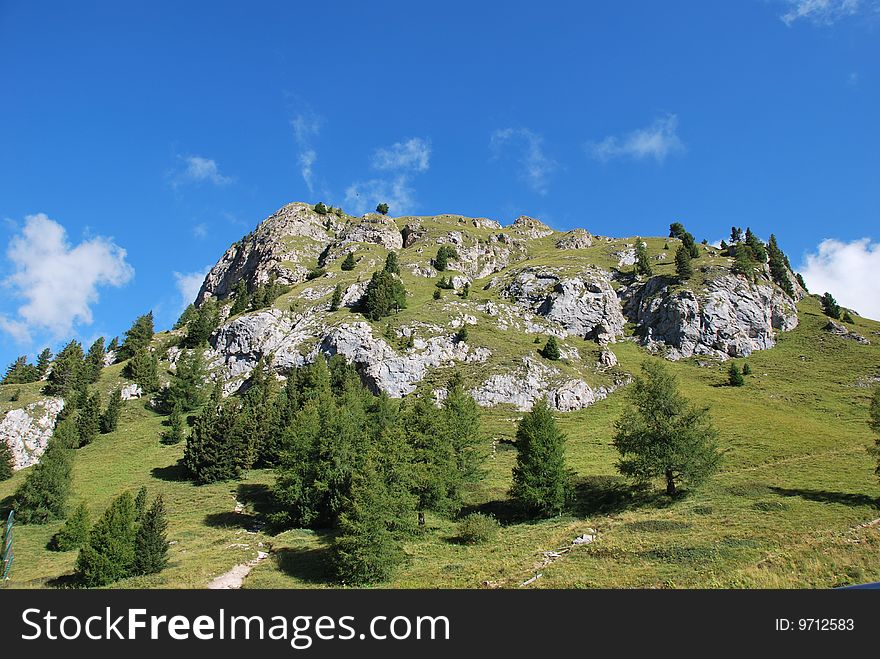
[489,128,557,195]
[291,112,323,194]
[172,155,233,188]
[372,138,431,172]
[344,137,432,215]
[344,175,416,216]
[192,223,208,239]
[173,267,210,312]
[589,115,684,164]
[0,214,134,343]
[800,237,880,320]
[780,0,863,25]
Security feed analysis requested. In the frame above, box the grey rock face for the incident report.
[196,203,331,304]
[0,397,64,470]
[622,274,799,360]
[507,215,554,239]
[120,384,143,400]
[504,267,626,343]
[336,213,403,250]
[555,228,594,249]
[824,320,870,345]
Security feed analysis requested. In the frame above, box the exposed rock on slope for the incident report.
[824,320,870,345]
[0,398,64,469]
[622,274,799,360]
[556,228,593,249]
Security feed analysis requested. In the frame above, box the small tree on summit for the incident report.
[376,203,389,215]
[669,222,687,240]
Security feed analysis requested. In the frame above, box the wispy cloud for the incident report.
[344,137,432,215]
[291,111,323,194]
[779,0,865,26]
[489,127,557,195]
[171,155,233,188]
[1,213,134,344]
[192,223,208,239]
[800,237,880,320]
[588,114,684,164]
[173,267,210,312]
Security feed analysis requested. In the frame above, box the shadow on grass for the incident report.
[275,541,335,585]
[571,475,676,518]
[203,510,261,530]
[150,461,189,482]
[46,573,81,589]
[769,487,879,508]
[0,493,14,517]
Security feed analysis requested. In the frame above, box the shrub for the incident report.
[541,336,561,360]
[330,284,343,311]
[742,362,752,376]
[306,267,326,281]
[432,289,442,300]
[376,203,389,215]
[314,202,329,215]
[821,292,841,319]
[455,513,499,544]
[454,326,469,343]
[340,252,356,271]
[842,310,855,324]
[728,363,744,387]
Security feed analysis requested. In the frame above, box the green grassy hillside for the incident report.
[2,294,878,589]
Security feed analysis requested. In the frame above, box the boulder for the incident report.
[824,320,870,345]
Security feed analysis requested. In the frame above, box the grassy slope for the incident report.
[2,238,878,589]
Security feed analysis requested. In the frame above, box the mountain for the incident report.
[2,201,879,590]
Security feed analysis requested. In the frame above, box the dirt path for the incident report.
[207,551,269,589]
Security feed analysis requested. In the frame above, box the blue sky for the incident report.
[1,0,878,367]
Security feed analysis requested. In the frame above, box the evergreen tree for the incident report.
[635,241,653,277]
[669,222,686,240]
[443,374,485,487]
[329,283,343,311]
[869,387,880,481]
[434,245,457,272]
[461,281,470,299]
[2,356,38,384]
[731,226,743,243]
[376,202,389,215]
[36,348,53,377]
[107,337,119,353]
[728,363,744,387]
[541,336,561,360]
[361,269,407,320]
[454,326,469,343]
[744,228,767,262]
[183,399,242,484]
[164,349,206,411]
[510,399,572,516]
[174,303,197,329]
[185,298,220,347]
[432,288,442,300]
[13,433,74,523]
[235,358,281,467]
[161,402,186,445]
[100,388,122,434]
[821,292,841,319]
[0,438,13,481]
[681,231,700,259]
[49,502,90,551]
[795,272,808,292]
[75,491,137,586]
[383,251,400,275]
[119,311,154,361]
[732,245,756,280]
[842,310,855,324]
[340,252,357,271]
[84,337,106,384]
[229,279,251,316]
[613,361,721,496]
[133,495,169,576]
[76,390,102,446]
[405,389,458,521]
[675,244,693,280]
[123,347,159,392]
[44,340,84,397]
[767,234,795,296]
[742,362,752,376]
[134,486,149,522]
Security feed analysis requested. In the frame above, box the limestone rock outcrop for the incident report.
[0,397,64,470]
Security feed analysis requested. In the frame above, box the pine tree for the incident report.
[107,337,119,353]
[821,292,841,319]
[330,284,343,311]
[229,279,250,316]
[541,336,561,360]
[1,356,38,385]
[675,244,693,280]
[332,463,405,585]
[134,486,149,522]
[49,502,90,551]
[119,311,154,360]
[185,298,220,347]
[84,337,106,384]
[161,402,186,445]
[454,326,469,343]
[376,202,389,215]
[183,399,242,484]
[728,363,744,387]
[731,226,743,243]
[510,399,572,516]
[133,495,169,576]
[767,234,795,296]
[433,288,442,300]
[384,251,400,275]
[13,434,74,523]
[164,349,206,411]
[174,303,197,329]
[434,246,449,271]
[732,245,756,280]
[340,252,357,271]
[613,361,721,496]
[443,374,485,486]
[742,362,752,376]
[76,390,102,446]
[405,389,458,520]
[0,439,13,481]
[75,491,137,586]
[35,348,53,377]
[123,347,159,392]
[842,310,855,324]
[44,340,84,397]
[744,228,767,262]
[100,388,122,433]
[869,387,880,481]
[669,222,686,240]
[361,269,407,320]
[635,241,653,277]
